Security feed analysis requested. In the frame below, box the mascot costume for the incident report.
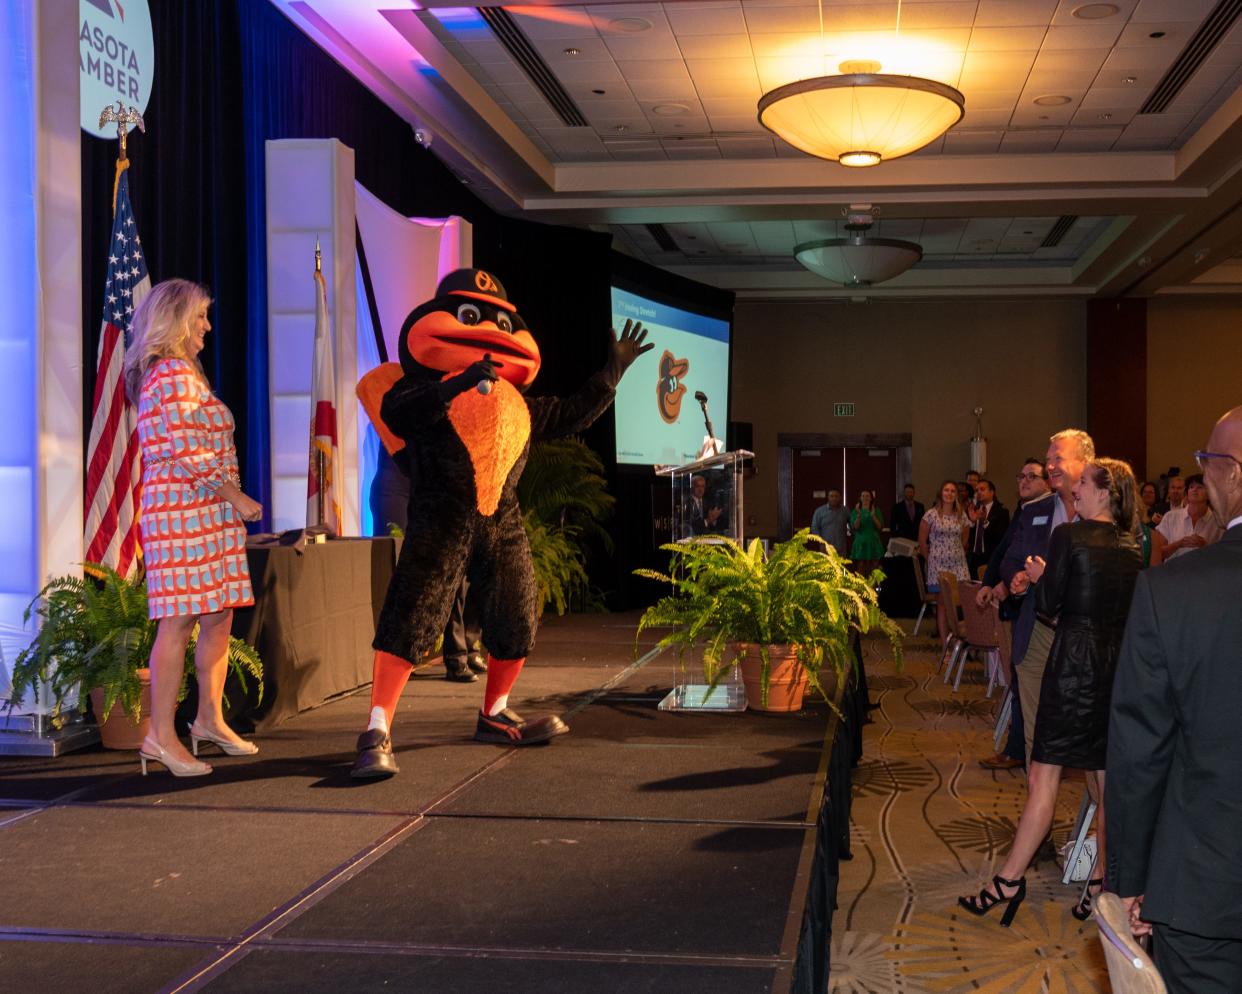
[352,268,651,778]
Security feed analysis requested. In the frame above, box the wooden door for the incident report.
[790,447,845,531]
[845,447,898,532]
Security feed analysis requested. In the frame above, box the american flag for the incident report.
[83,165,151,575]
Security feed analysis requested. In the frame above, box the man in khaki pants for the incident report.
[995,429,1094,766]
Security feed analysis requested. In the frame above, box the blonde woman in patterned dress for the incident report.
[123,280,263,777]
[918,480,970,647]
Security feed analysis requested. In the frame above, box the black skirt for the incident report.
[1030,620,1124,769]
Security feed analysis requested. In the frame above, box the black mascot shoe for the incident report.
[474,708,569,746]
[444,659,479,683]
[466,654,488,674]
[351,728,400,779]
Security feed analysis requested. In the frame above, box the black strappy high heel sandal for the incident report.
[958,874,1027,927]
[1071,878,1104,921]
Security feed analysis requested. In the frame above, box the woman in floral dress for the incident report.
[918,480,970,646]
[124,279,263,777]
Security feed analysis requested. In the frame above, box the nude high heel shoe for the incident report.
[139,737,213,777]
[189,722,259,757]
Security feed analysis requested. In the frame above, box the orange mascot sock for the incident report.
[371,650,415,729]
[482,655,526,716]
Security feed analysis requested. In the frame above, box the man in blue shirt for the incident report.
[811,489,849,556]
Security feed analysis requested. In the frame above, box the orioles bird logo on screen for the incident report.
[656,350,690,424]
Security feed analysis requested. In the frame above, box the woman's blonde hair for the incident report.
[123,279,212,403]
[935,479,964,518]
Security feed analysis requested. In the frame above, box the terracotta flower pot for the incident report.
[89,667,152,750]
[736,644,808,712]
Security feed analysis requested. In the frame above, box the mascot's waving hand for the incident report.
[352,269,651,778]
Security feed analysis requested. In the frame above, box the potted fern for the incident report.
[636,530,903,711]
[6,563,263,749]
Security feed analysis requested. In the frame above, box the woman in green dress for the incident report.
[850,490,885,575]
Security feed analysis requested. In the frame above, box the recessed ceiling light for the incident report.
[614,125,628,132]
[591,89,606,95]
[1072,3,1119,18]
[1123,75,1138,84]
[1149,30,1166,38]
[609,16,652,33]
[652,103,689,116]
[563,47,580,56]
[1033,94,1073,106]
[1098,112,1113,120]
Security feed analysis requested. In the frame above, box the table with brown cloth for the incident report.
[229,536,398,730]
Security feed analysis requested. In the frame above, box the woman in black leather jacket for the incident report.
[959,458,1142,927]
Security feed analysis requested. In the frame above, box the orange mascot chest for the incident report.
[447,378,531,516]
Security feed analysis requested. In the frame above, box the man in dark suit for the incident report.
[1106,406,1242,994]
[966,477,1010,578]
[890,484,924,541]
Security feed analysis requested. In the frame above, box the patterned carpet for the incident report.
[829,628,1109,994]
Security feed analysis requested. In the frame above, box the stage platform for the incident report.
[0,612,848,994]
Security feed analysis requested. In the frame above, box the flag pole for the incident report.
[98,100,145,211]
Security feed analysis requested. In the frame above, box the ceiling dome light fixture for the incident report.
[793,212,923,286]
[758,72,965,167]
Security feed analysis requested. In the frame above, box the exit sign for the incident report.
[834,402,855,417]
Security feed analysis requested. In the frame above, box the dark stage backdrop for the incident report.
[81,0,729,608]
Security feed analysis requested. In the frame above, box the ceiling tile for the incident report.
[749,31,822,58]
[607,145,670,160]
[627,76,702,100]
[665,144,724,158]
[676,34,756,58]
[974,0,1059,27]
[652,114,713,133]
[793,219,840,242]
[1025,68,1098,89]
[1115,21,1194,48]
[687,56,763,80]
[959,108,1017,126]
[822,6,905,31]
[998,129,1058,151]
[603,34,684,60]
[615,59,693,79]
[743,6,825,33]
[553,60,626,84]
[1070,104,1136,125]
[1049,0,1137,25]
[530,36,614,62]
[1032,47,1108,72]
[700,96,762,115]
[968,26,1050,50]
[1129,0,1218,23]
[1079,85,1147,109]
[511,7,598,40]
[751,220,796,253]
[962,86,1025,108]
[900,2,980,28]
[961,50,1038,74]
[1042,23,1124,50]
[1011,102,1078,125]
[1114,133,1173,149]
[1056,125,1124,149]
[943,129,1005,152]
[594,118,657,135]
[480,62,533,86]
[666,5,750,35]
[1100,45,1178,71]
[755,55,826,88]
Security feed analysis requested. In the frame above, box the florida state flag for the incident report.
[308,260,342,534]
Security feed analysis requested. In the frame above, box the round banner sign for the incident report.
[80,0,153,138]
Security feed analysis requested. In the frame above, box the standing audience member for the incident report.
[890,484,924,541]
[919,481,970,647]
[1153,474,1185,517]
[1107,406,1242,994]
[959,457,1141,925]
[976,458,1051,770]
[811,489,849,557]
[998,429,1094,767]
[1139,481,1161,526]
[1152,473,1224,562]
[967,478,1010,579]
[124,279,263,778]
[850,489,885,575]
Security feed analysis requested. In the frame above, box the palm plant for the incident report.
[6,563,262,727]
[517,437,615,615]
[635,530,903,707]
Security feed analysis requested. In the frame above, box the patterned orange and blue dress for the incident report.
[137,357,254,619]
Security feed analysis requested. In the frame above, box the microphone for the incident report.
[694,390,708,406]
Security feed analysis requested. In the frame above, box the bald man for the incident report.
[1106,405,1242,994]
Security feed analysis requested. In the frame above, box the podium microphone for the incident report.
[694,391,720,456]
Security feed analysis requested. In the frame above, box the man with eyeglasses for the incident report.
[1107,406,1242,993]
[976,458,1052,770]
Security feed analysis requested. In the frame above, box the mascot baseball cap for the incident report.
[436,268,516,313]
